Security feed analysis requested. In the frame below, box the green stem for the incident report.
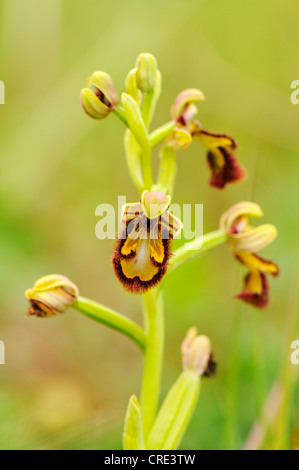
[113,106,129,128]
[142,90,155,129]
[142,70,162,130]
[124,129,145,194]
[168,230,228,274]
[74,296,146,353]
[149,121,176,148]
[140,289,164,440]
[140,146,153,189]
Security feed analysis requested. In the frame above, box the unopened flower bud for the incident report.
[25,274,79,318]
[125,68,142,105]
[182,328,216,377]
[80,71,119,119]
[135,53,158,92]
[171,88,205,122]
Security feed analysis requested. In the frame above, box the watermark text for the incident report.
[290,80,299,105]
[95,196,203,247]
[291,340,299,365]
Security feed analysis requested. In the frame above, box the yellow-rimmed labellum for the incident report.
[112,191,182,294]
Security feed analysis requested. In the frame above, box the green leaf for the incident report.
[147,370,200,450]
[123,395,146,450]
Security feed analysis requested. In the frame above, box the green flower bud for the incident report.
[122,93,149,150]
[25,274,79,318]
[80,71,119,119]
[135,53,158,92]
[125,68,142,105]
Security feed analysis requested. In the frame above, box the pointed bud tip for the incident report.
[135,53,158,92]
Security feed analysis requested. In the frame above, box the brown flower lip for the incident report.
[112,228,172,295]
[193,129,245,189]
[112,191,182,294]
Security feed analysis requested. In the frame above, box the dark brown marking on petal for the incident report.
[27,300,51,318]
[198,130,238,149]
[94,88,112,108]
[207,147,245,189]
[114,226,138,260]
[150,239,173,268]
[112,239,172,294]
[236,272,270,309]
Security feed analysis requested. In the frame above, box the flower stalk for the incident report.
[140,289,165,440]
[169,230,228,273]
[149,121,176,148]
[74,296,146,353]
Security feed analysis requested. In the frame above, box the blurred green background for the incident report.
[0,0,298,450]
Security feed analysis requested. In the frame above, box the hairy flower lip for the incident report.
[112,234,171,295]
[235,271,270,309]
[113,191,183,294]
[207,147,245,189]
[191,129,245,189]
[233,249,279,309]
